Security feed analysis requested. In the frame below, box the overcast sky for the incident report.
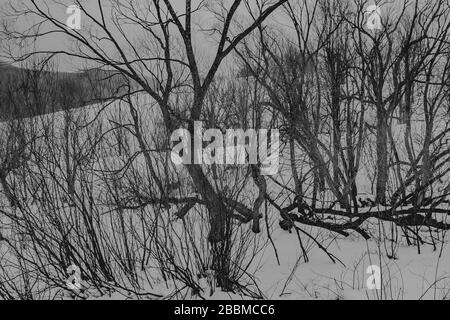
[0,0,412,72]
[0,0,292,72]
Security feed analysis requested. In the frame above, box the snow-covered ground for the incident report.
[256,229,450,300]
[89,226,450,300]
[1,95,450,300]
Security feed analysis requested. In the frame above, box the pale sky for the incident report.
[0,0,290,72]
[0,0,416,72]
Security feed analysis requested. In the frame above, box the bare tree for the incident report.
[236,0,450,246]
[1,0,288,292]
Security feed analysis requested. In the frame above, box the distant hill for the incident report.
[0,61,130,121]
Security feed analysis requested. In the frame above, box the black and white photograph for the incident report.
[0,0,450,308]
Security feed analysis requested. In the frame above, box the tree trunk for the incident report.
[186,165,227,243]
[375,111,389,204]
